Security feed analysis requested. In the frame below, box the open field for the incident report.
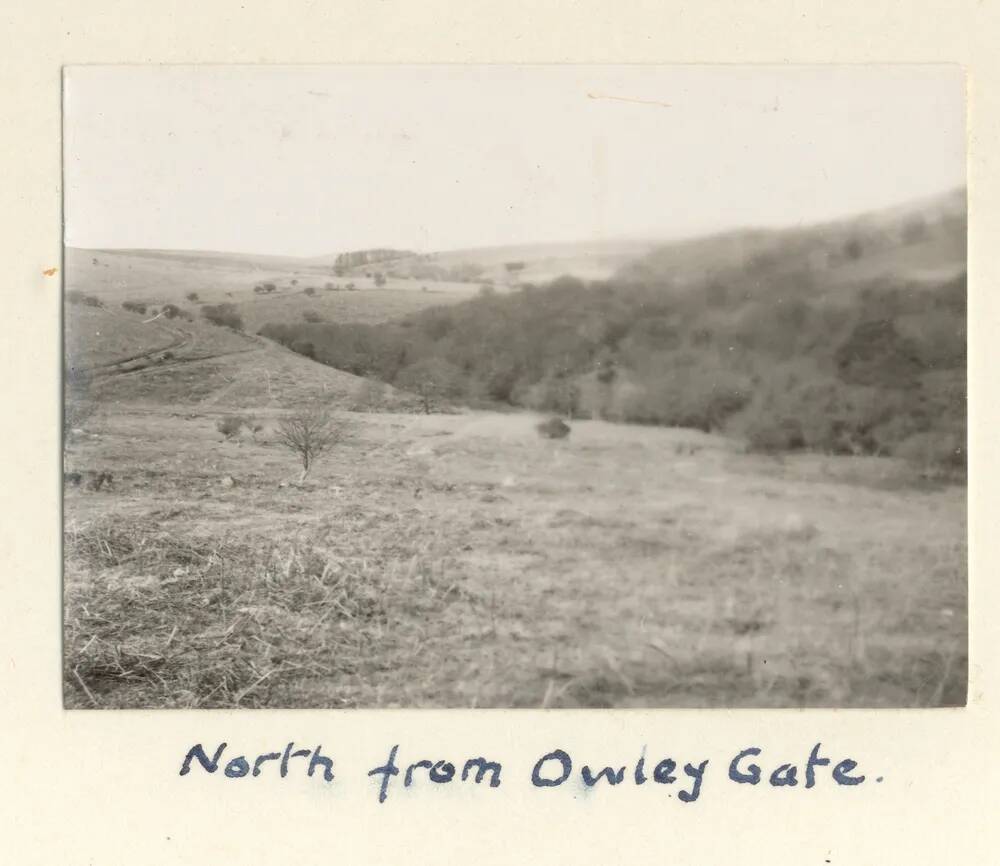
[65,247,481,334]
[64,400,966,709]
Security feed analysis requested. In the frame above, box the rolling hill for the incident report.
[61,188,968,710]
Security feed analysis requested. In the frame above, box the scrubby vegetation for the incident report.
[259,207,966,478]
[66,290,103,307]
[201,302,244,331]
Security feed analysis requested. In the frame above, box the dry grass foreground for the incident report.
[63,405,966,708]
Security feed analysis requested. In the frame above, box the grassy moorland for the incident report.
[63,386,965,709]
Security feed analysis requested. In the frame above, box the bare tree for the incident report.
[275,405,340,481]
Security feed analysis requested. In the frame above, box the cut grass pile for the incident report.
[64,517,458,708]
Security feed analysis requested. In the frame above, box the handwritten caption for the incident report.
[179,742,881,803]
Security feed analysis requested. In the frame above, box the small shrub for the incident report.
[67,290,102,307]
[303,286,316,296]
[275,405,341,481]
[121,300,148,315]
[186,292,200,303]
[536,417,571,440]
[216,415,250,439]
[161,304,185,319]
[302,310,324,323]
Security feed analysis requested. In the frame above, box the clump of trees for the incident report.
[160,304,189,320]
[201,303,244,331]
[334,248,414,271]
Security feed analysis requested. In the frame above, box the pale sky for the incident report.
[64,65,965,258]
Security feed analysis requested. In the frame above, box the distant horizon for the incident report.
[64,182,966,262]
[64,66,965,258]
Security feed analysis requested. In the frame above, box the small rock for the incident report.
[220,476,235,488]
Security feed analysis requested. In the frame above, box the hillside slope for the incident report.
[260,189,967,475]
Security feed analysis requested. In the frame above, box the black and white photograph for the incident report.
[62,64,967,710]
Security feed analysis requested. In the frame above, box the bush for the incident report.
[67,290,102,307]
[201,303,244,331]
[303,287,316,296]
[161,304,185,319]
[186,292,200,303]
[302,310,324,323]
[216,415,250,439]
[121,300,148,315]
[536,417,571,439]
[275,405,341,481]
